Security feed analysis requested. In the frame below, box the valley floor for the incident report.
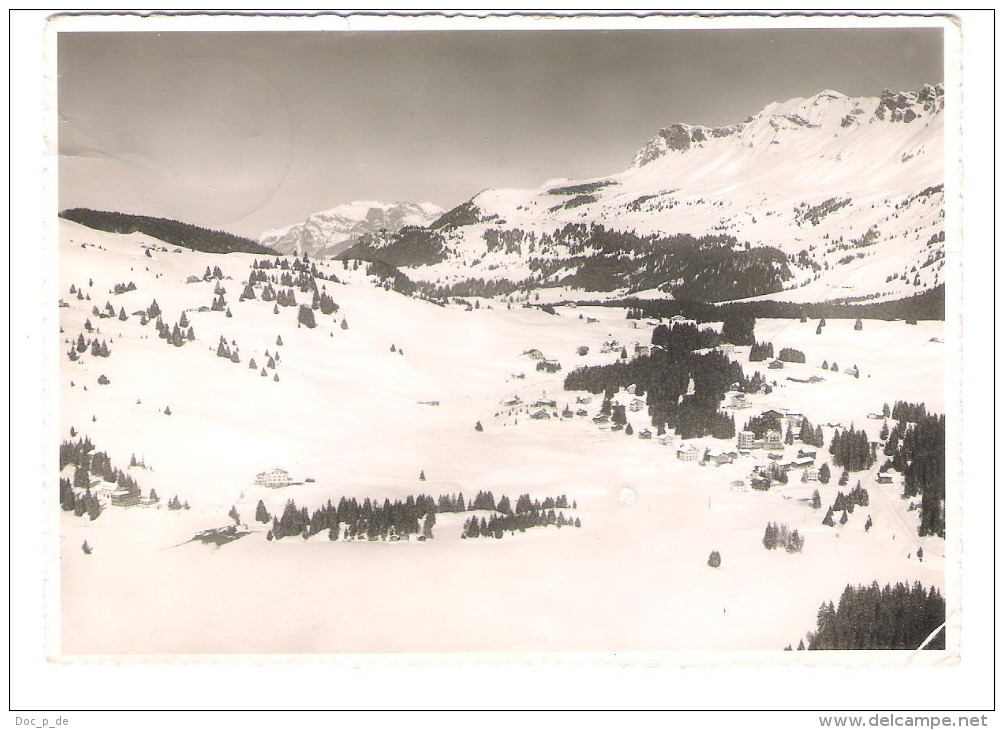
[56,221,946,655]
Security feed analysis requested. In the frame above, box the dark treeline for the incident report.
[269,494,437,542]
[576,284,945,321]
[777,347,806,363]
[884,405,945,537]
[565,323,749,439]
[340,226,447,268]
[749,340,774,362]
[806,581,945,650]
[462,509,580,539]
[890,401,928,423]
[60,208,277,256]
[345,220,792,302]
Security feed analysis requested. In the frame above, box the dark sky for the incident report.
[58,27,944,237]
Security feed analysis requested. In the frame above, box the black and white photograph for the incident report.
[10,8,996,720]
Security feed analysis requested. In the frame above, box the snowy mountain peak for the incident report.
[259,200,444,257]
[632,85,943,168]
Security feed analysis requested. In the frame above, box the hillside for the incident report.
[258,200,444,258]
[60,208,278,256]
[58,216,945,654]
[342,85,945,304]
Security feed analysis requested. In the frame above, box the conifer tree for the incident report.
[475,421,483,432]
[817,462,830,484]
[255,500,271,523]
[864,515,873,532]
[82,541,92,555]
[839,510,849,525]
[419,470,426,481]
[297,305,316,328]
[707,550,721,568]
[822,506,835,527]
[811,489,821,509]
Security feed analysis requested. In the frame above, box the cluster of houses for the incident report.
[673,444,741,466]
[762,448,821,480]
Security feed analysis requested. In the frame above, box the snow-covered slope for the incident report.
[259,200,444,258]
[347,85,945,304]
[57,218,945,654]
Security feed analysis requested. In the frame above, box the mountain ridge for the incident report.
[340,84,945,305]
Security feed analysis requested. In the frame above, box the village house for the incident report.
[532,399,557,409]
[729,392,750,409]
[764,429,783,449]
[634,344,650,356]
[104,484,141,507]
[877,473,894,484]
[768,359,784,370]
[254,468,292,488]
[706,449,737,466]
[790,456,814,470]
[638,428,653,440]
[592,414,610,424]
[629,398,646,412]
[797,449,817,459]
[676,444,701,462]
[669,315,696,327]
[576,409,588,417]
[737,430,756,450]
[718,343,736,355]
[575,395,592,405]
[531,410,551,420]
[804,466,820,481]
[626,384,637,395]
[783,412,806,431]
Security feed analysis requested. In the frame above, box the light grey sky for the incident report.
[58,28,943,238]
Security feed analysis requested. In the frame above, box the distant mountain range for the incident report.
[258,201,444,258]
[337,85,945,304]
